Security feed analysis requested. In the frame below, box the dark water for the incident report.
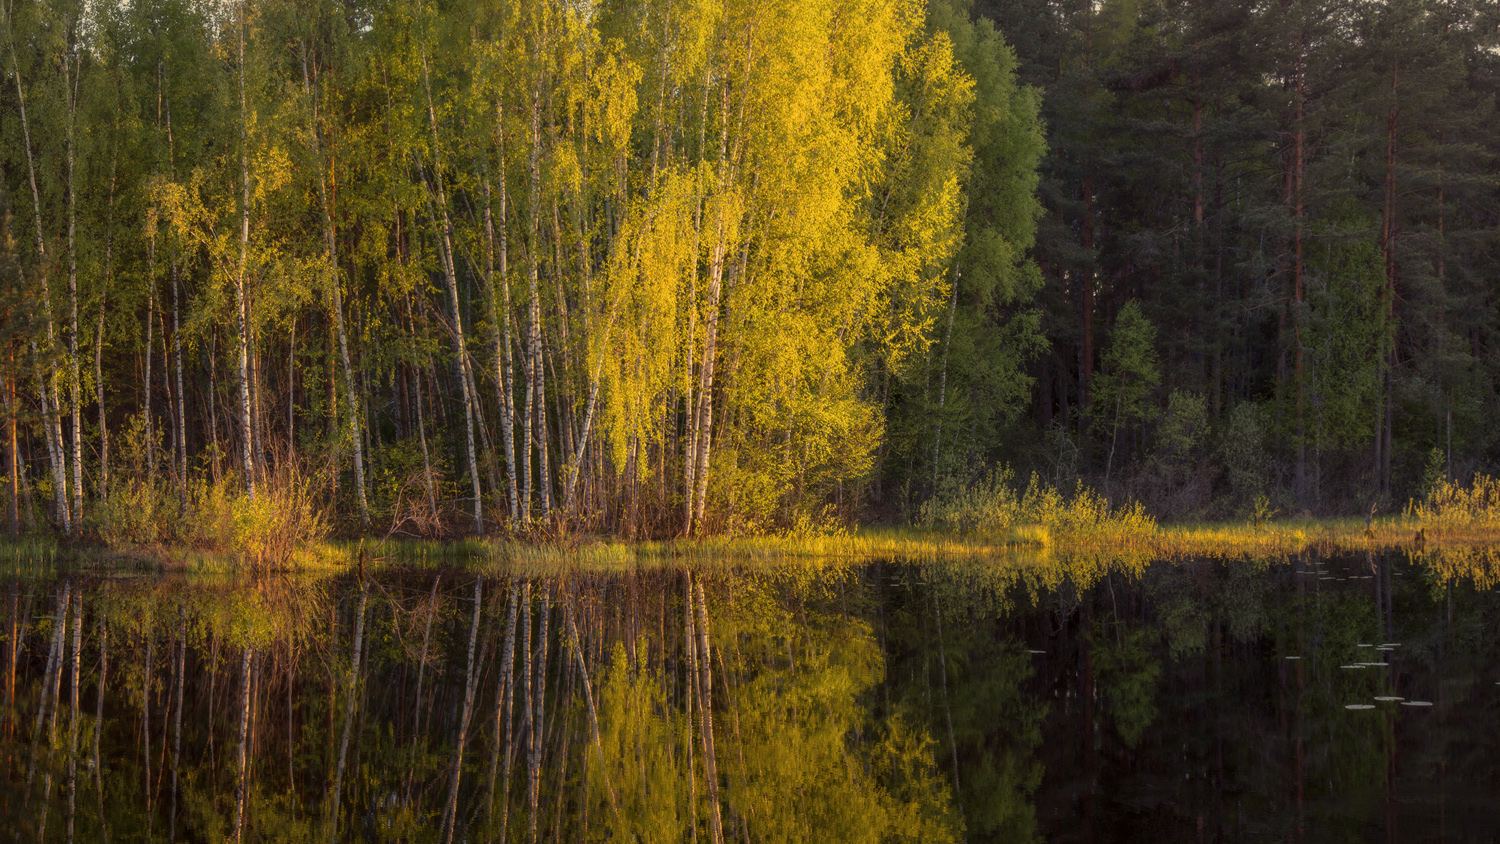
[1,548,1498,842]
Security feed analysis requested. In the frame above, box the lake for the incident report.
[1,547,1497,842]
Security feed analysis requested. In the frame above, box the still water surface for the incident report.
[1,549,1497,842]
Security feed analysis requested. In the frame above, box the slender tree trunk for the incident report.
[1290,30,1308,506]
[421,55,483,534]
[483,155,521,524]
[63,36,82,530]
[235,6,256,499]
[97,134,118,501]
[172,263,186,499]
[524,33,548,523]
[931,238,962,493]
[5,5,69,532]
[303,43,368,526]
[5,366,18,535]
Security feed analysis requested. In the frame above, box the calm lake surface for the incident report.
[1,549,1498,842]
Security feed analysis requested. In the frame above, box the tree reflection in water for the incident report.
[1,548,1497,842]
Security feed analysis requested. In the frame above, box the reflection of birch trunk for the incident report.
[66,590,82,844]
[169,611,186,843]
[92,612,108,844]
[232,648,252,842]
[521,581,534,843]
[563,585,621,825]
[692,577,724,844]
[684,571,698,844]
[528,586,551,844]
[482,581,519,841]
[327,579,368,839]
[933,594,961,810]
[143,629,154,834]
[442,578,484,844]
[36,584,70,837]
[29,581,69,797]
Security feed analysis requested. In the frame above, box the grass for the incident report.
[12,474,1500,575]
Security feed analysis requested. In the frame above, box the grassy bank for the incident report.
[10,475,1500,575]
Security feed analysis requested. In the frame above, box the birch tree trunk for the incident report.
[4,4,70,533]
[420,53,483,534]
[483,156,521,524]
[303,42,368,526]
[63,28,82,529]
[235,5,256,499]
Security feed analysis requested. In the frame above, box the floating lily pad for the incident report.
[1357,643,1374,648]
[1345,704,1376,710]
[1283,655,1301,660]
[1373,696,1404,702]
[1341,664,1365,669]
[1400,701,1434,707]
[1027,649,1046,654]
[1380,643,1400,648]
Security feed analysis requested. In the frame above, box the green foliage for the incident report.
[1091,300,1159,429]
[1219,403,1271,512]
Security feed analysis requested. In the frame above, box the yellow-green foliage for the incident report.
[919,470,1156,547]
[94,468,327,570]
[1407,473,1500,532]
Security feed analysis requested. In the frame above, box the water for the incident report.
[1,548,1497,842]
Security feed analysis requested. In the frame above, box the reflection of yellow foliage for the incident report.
[1417,546,1500,591]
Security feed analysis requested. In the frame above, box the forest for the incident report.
[1,0,1498,542]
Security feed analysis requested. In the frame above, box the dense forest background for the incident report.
[1,0,1498,540]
